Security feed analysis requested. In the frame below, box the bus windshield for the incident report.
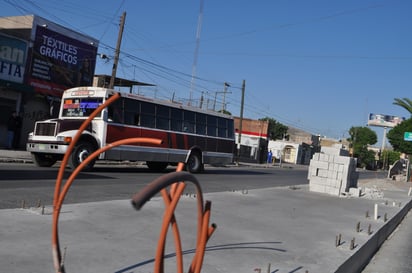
[62,97,103,117]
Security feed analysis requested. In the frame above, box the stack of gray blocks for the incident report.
[308,144,358,196]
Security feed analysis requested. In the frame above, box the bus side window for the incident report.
[108,107,114,122]
[207,116,217,136]
[114,108,123,123]
[218,117,227,137]
[156,105,170,130]
[124,99,139,126]
[134,114,140,126]
[108,98,124,123]
[227,119,234,138]
[108,106,123,123]
[183,110,195,133]
[196,113,206,135]
[171,108,183,131]
[140,102,155,127]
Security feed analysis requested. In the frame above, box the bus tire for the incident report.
[146,161,168,172]
[186,152,203,173]
[31,153,57,167]
[69,141,96,171]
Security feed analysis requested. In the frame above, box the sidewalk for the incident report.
[0,148,33,162]
[1,149,412,273]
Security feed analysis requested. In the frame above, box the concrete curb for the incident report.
[0,150,302,169]
[336,196,412,273]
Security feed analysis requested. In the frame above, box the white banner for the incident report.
[368,113,405,128]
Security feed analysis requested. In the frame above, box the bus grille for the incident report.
[34,122,57,136]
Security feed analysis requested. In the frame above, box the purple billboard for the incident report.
[27,26,97,97]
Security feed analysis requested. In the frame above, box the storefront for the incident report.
[0,33,34,148]
[0,15,98,149]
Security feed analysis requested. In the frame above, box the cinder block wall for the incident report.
[308,144,358,196]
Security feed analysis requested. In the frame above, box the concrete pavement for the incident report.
[1,149,412,273]
[361,208,412,273]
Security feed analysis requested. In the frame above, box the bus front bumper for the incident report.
[26,142,69,154]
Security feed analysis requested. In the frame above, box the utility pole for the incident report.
[381,126,387,170]
[109,11,126,89]
[237,80,245,164]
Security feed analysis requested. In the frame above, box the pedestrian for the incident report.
[77,58,92,86]
[267,150,273,167]
[7,111,21,149]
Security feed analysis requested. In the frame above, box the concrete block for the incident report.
[331,143,344,149]
[308,164,316,173]
[321,146,349,156]
[330,163,339,171]
[349,187,361,197]
[342,169,350,181]
[312,153,320,161]
[317,169,329,178]
[328,170,338,179]
[325,186,340,196]
[319,153,330,162]
[332,179,342,188]
[309,176,328,186]
[309,160,329,170]
[333,156,352,165]
[309,184,325,193]
[326,177,337,186]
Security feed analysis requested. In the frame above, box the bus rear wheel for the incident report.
[186,152,203,173]
[69,141,96,171]
[31,153,58,167]
[146,161,168,172]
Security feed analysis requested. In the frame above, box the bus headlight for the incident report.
[57,136,72,143]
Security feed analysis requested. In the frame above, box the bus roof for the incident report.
[63,86,233,119]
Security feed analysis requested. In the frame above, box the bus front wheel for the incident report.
[186,152,203,173]
[69,141,96,171]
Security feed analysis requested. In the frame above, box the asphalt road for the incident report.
[1,160,409,273]
[0,162,311,209]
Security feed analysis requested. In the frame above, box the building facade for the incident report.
[0,15,98,149]
[234,117,269,163]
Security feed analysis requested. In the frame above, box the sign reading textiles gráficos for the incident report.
[0,34,28,83]
[39,33,78,65]
[27,25,97,97]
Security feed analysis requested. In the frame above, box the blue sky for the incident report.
[2,0,411,147]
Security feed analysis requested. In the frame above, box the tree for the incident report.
[259,117,288,140]
[347,126,378,168]
[393,98,412,116]
[380,150,401,170]
[387,118,412,155]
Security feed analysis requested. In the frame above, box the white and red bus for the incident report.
[26,86,235,172]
